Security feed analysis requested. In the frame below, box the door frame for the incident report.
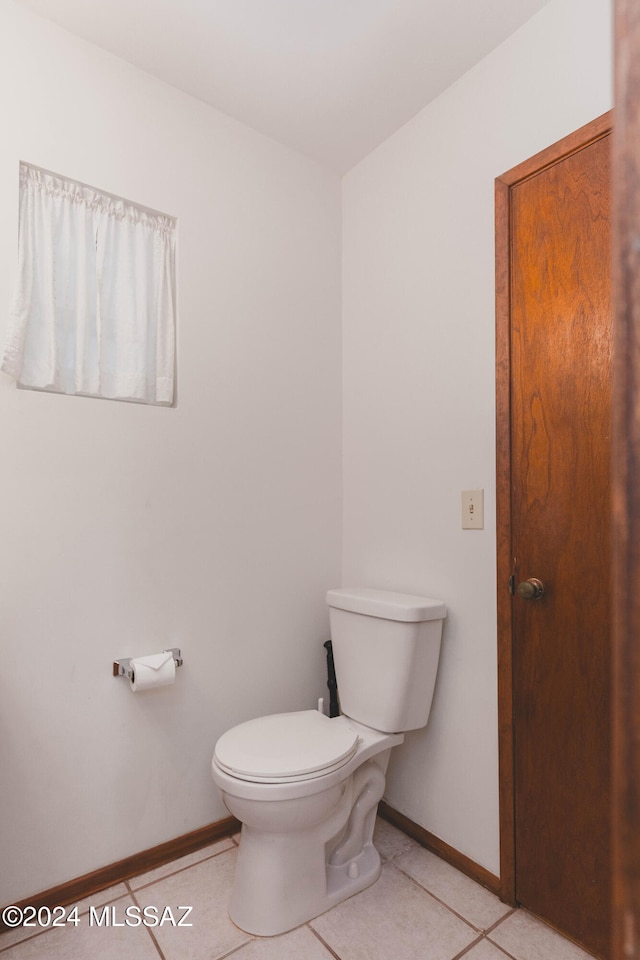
[494,110,614,907]
[612,4,640,957]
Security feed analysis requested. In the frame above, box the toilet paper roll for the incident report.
[130,652,176,692]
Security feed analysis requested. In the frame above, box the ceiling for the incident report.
[15,0,553,173]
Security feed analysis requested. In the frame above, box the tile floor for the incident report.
[0,819,596,960]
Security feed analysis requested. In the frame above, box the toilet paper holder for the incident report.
[113,647,183,680]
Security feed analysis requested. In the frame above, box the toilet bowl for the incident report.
[211,587,446,936]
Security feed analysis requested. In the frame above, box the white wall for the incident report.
[342,0,612,875]
[0,0,342,903]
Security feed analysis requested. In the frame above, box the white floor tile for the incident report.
[227,925,337,959]
[489,909,595,960]
[0,897,160,960]
[460,941,515,960]
[393,845,512,931]
[372,817,417,861]
[0,886,130,951]
[310,862,477,960]
[68,884,130,915]
[129,837,236,890]
[133,847,251,960]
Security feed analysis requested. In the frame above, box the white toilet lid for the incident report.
[214,710,360,783]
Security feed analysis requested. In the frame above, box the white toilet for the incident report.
[211,587,446,936]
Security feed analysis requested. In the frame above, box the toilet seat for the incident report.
[214,710,360,783]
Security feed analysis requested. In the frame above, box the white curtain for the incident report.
[2,163,176,405]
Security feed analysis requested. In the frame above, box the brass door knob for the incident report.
[516,578,545,600]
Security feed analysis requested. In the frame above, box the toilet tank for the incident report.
[326,588,446,734]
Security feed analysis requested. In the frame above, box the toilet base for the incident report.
[230,835,382,937]
[326,839,381,903]
[227,757,389,936]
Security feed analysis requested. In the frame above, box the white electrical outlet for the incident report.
[462,489,484,529]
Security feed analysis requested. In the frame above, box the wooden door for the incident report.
[496,115,613,960]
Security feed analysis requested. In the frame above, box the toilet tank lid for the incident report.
[326,587,446,622]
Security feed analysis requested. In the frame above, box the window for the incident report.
[2,163,176,405]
